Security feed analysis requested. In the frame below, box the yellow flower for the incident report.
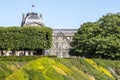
[85,58,115,80]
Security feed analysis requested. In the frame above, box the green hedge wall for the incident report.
[0,26,52,50]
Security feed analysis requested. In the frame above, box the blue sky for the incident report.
[0,0,120,29]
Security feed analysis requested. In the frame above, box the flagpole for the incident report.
[31,5,35,12]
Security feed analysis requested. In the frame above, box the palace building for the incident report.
[0,12,77,57]
[21,12,77,57]
[46,29,77,58]
[21,12,44,27]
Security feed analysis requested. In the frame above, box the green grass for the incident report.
[0,56,42,62]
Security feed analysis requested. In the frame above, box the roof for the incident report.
[53,29,78,37]
[21,12,44,27]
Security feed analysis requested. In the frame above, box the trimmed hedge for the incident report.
[0,26,52,50]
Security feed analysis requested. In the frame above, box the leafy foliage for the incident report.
[0,26,52,51]
[85,58,115,79]
[0,56,119,80]
[5,57,91,80]
[0,56,41,80]
[0,56,41,61]
[4,57,120,80]
[70,13,120,60]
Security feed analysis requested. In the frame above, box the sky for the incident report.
[0,0,120,29]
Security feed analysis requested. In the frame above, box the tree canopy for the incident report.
[0,26,52,51]
[70,13,120,60]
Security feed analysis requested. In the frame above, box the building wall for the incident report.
[0,50,36,56]
[21,12,78,57]
[0,12,78,56]
[45,29,77,57]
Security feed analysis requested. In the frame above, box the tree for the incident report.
[0,26,52,52]
[70,13,120,60]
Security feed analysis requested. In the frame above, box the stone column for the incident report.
[30,51,34,56]
[6,51,10,56]
[15,51,19,56]
[25,51,29,56]
[0,51,1,56]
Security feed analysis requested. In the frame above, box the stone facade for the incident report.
[45,29,77,57]
[21,12,78,57]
